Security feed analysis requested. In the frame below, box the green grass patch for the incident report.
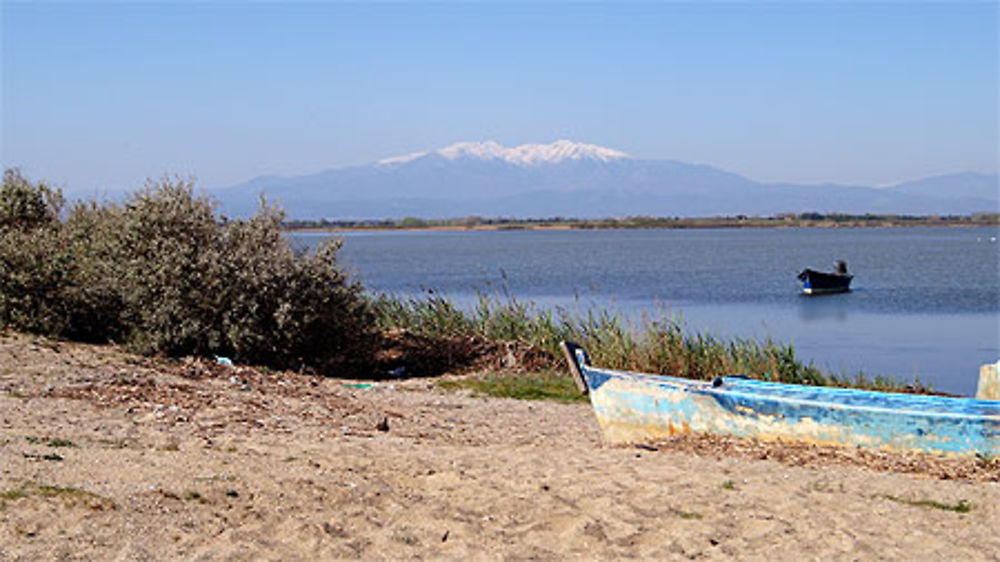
[438,370,588,403]
[671,507,703,520]
[1,483,113,510]
[36,485,95,499]
[883,495,971,513]
[25,436,75,447]
[0,489,28,501]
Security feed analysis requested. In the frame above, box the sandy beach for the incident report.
[2,332,998,560]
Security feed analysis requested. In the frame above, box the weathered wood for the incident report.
[560,341,589,395]
[978,361,1000,401]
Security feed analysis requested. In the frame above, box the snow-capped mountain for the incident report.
[379,140,630,167]
[215,140,999,219]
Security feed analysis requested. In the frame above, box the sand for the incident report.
[1,332,998,560]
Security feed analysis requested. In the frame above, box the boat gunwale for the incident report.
[583,364,1000,422]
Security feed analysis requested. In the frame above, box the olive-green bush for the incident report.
[0,168,63,230]
[0,169,375,374]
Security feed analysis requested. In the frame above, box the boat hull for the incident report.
[798,269,852,295]
[565,346,1000,457]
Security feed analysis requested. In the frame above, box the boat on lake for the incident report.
[560,342,1000,457]
[797,260,852,294]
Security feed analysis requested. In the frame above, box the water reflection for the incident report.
[796,292,851,322]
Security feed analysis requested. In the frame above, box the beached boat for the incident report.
[797,260,852,294]
[560,342,1000,457]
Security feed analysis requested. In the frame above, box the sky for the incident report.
[1,2,997,197]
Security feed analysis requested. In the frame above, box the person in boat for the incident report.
[797,260,852,294]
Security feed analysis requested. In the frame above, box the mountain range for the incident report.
[214,140,999,219]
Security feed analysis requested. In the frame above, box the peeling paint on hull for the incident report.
[576,354,1000,457]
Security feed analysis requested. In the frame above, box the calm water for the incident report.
[291,227,1000,396]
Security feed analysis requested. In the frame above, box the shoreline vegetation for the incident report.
[369,293,928,396]
[282,212,999,232]
[1,169,931,398]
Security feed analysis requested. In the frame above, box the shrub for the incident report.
[0,169,89,337]
[0,222,74,335]
[0,168,63,230]
[0,170,376,374]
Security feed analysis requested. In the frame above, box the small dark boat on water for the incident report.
[798,260,852,295]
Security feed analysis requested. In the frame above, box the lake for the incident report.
[290,227,999,396]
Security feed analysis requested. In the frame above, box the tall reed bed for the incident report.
[370,292,917,392]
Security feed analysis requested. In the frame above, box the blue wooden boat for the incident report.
[561,342,1000,457]
[798,260,852,294]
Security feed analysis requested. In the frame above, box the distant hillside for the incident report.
[213,140,999,219]
[888,172,999,202]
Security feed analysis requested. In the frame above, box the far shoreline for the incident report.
[282,213,1000,233]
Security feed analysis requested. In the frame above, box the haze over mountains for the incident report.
[215,140,999,220]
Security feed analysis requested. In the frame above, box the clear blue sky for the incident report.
[2,2,997,196]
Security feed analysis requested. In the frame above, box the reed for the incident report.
[370,292,920,392]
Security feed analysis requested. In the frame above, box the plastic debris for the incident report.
[342,383,375,390]
[215,356,234,367]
